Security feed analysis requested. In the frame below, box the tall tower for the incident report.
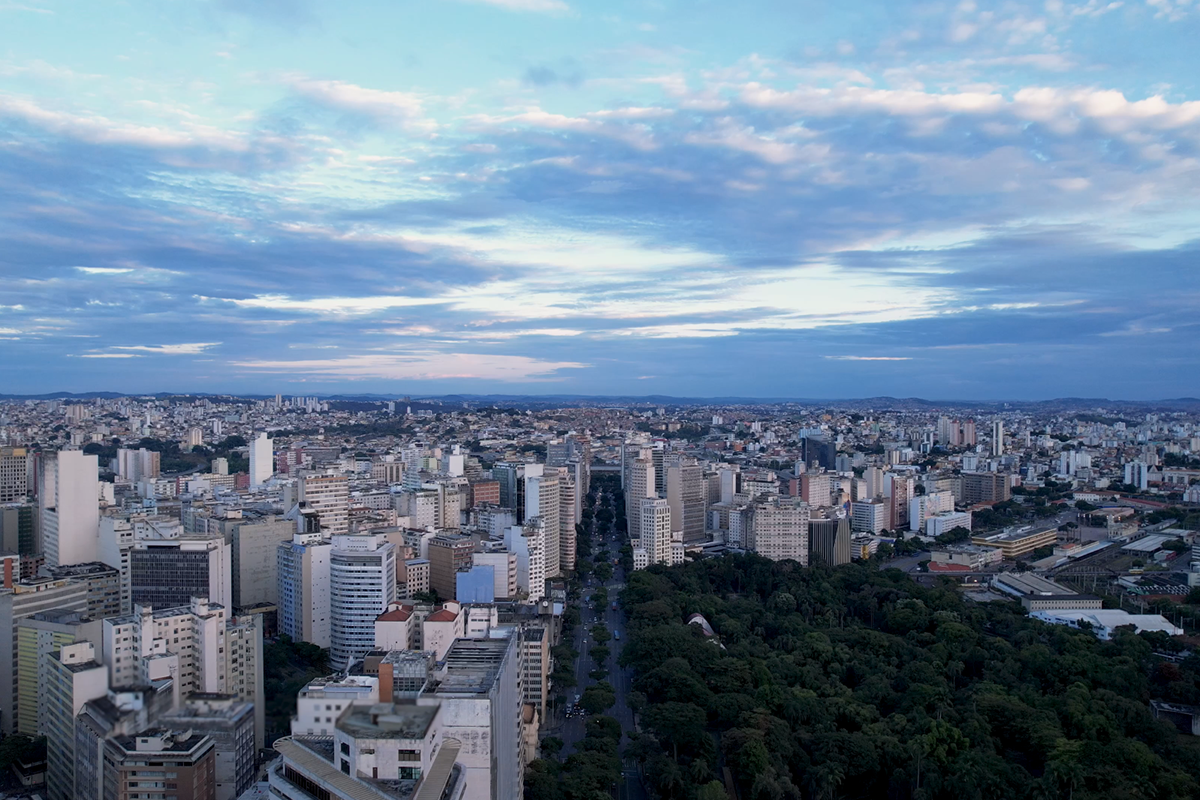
[40,450,100,567]
[525,475,560,578]
[329,534,397,670]
[627,457,655,544]
[991,420,1004,457]
[249,433,273,487]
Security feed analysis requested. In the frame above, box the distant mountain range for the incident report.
[2,391,1200,412]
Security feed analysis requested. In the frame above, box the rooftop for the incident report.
[338,702,439,740]
[434,637,512,695]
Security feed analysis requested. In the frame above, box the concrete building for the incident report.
[230,515,295,610]
[961,472,1011,505]
[400,558,430,600]
[990,573,1103,612]
[0,447,30,503]
[130,534,231,611]
[971,526,1057,559]
[75,686,177,800]
[249,433,273,487]
[470,552,517,600]
[330,534,398,671]
[43,561,120,620]
[0,503,35,555]
[748,498,809,564]
[40,450,100,568]
[103,729,216,800]
[519,626,549,717]
[991,420,1005,457]
[224,613,266,752]
[269,705,466,800]
[808,518,851,567]
[116,448,160,483]
[299,474,350,536]
[925,511,973,538]
[851,499,888,534]
[16,609,102,736]
[427,535,474,601]
[290,674,379,738]
[102,597,231,709]
[633,497,678,570]
[666,457,706,545]
[432,634,522,800]
[277,532,332,649]
[455,566,495,604]
[423,604,465,661]
[0,576,90,734]
[159,694,255,800]
[44,641,108,800]
[625,455,654,544]
[909,491,955,532]
[505,520,546,603]
[524,474,560,579]
[798,471,832,507]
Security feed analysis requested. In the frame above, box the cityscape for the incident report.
[4,0,1200,799]
[0,395,1199,799]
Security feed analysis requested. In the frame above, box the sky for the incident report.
[1,0,1198,400]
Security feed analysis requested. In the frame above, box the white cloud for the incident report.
[75,267,135,274]
[287,78,433,131]
[231,352,586,381]
[77,353,141,358]
[823,356,914,361]
[213,295,447,315]
[111,342,222,355]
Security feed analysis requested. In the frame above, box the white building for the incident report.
[277,532,332,649]
[290,674,379,738]
[748,498,809,563]
[43,641,108,800]
[633,498,679,569]
[909,491,955,532]
[925,511,973,538]
[851,499,888,534]
[40,450,100,567]
[249,433,273,487]
[524,474,560,579]
[299,474,350,536]
[505,520,546,603]
[329,534,397,670]
[471,552,518,600]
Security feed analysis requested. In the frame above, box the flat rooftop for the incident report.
[339,703,439,740]
[434,637,511,696]
[993,572,1079,597]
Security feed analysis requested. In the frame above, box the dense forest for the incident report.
[533,554,1200,800]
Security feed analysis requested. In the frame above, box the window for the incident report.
[340,760,350,775]
[339,742,349,755]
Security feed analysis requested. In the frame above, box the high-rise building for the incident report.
[505,519,546,603]
[991,420,1005,457]
[43,641,108,800]
[0,503,36,556]
[801,437,837,471]
[103,729,217,800]
[224,613,266,752]
[130,534,231,611]
[799,471,832,507]
[16,609,102,736]
[626,456,654,544]
[748,498,809,564]
[808,518,852,566]
[158,695,255,800]
[851,499,889,533]
[298,474,349,536]
[115,448,160,483]
[0,447,30,503]
[427,534,475,601]
[960,472,1011,505]
[229,515,295,610]
[40,450,100,567]
[524,474,560,578]
[276,532,332,649]
[633,498,677,570]
[249,433,273,487]
[329,534,397,671]
[909,491,955,532]
[556,466,579,572]
[0,576,90,734]
[76,687,177,800]
[433,634,522,800]
[665,457,706,545]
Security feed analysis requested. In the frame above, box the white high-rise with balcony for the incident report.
[329,534,397,670]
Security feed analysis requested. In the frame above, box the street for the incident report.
[547,488,647,800]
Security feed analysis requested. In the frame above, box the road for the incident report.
[551,489,647,800]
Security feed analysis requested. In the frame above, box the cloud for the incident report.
[286,78,432,131]
[522,60,584,88]
[111,343,222,355]
[213,294,447,315]
[823,356,914,361]
[77,353,141,359]
[231,352,587,381]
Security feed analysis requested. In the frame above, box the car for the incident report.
[613,631,620,640]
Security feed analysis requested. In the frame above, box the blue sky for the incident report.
[1,0,1198,399]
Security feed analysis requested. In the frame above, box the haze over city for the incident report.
[3,0,1199,398]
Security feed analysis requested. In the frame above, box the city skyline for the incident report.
[3,1,1199,398]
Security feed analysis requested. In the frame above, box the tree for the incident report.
[579,682,616,715]
[697,781,727,800]
[541,736,564,759]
